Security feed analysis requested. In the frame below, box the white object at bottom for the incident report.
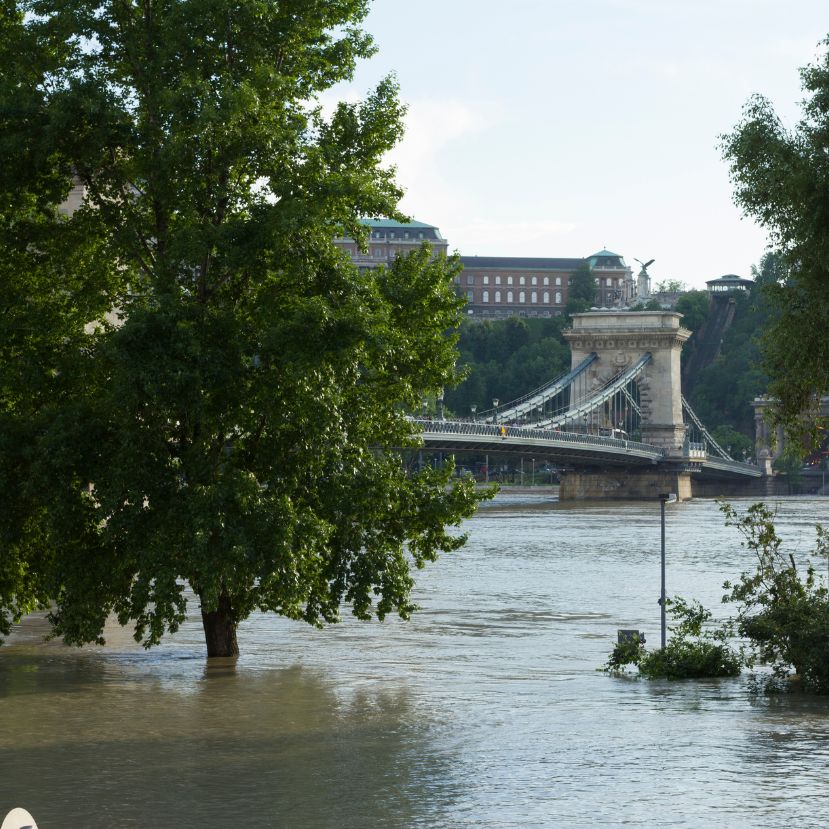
[1,808,38,829]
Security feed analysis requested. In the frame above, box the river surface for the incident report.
[3,495,829,828]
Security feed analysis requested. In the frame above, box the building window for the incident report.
[606,277,612,286]
[543,277,549,286]
[556,277,561,286]
[482,290,489,303]
[467,290,473,301]
[531,291,537,303]
[418,232,423,239]
[467,274,475,285]
[495,290,501,302]
[519,276,525,286]
[483,275,489,285]
[508,276,513,286]
[390,231,395,239]
[495,276,501,285]
[519,291,526,303]
[404,232,409,239]
[531,276,537,286]
[555,291,562,304]
[543,291,550,303]
[507,291,514,303]
[454,276,461,285]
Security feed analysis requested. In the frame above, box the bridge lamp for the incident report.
[493,398,499,423]
[471,404,477,422]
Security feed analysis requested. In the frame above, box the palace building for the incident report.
[334,218,637,318]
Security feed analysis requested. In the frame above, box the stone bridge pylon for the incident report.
[564,311,691,455]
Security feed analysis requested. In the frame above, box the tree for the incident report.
[0,0,484,657]
[654,279,687,293]
[721,503,829,692]
[674,290,710,333]
[722,40,829,439]
[565,262,596,316]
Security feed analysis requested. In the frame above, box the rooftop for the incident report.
[460,256,584,270]
[359,217,439,230]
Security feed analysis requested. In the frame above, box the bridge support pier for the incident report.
[558,467,693,501]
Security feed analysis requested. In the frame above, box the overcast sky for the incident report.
[331,0,826,289]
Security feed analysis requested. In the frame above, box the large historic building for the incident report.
[333,218,448,270]
[460,250,634,319]
[334,218,639,318]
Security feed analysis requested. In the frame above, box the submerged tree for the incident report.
[0,0,484,656]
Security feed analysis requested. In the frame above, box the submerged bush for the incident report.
[604,596,741,680]
[721,503,829,694]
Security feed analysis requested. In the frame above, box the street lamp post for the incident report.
[492,398,499,424]
[658,493,675,649]
[471,404,477,422]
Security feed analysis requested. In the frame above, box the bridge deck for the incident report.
[413,419,761,477]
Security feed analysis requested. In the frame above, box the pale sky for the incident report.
[332,0,826,289]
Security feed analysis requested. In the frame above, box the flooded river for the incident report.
[3,495,829,827]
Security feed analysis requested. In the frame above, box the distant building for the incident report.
[706,274,753,294]
[460,249,634,319]
[334,219,639,319]
[333,218,448,270]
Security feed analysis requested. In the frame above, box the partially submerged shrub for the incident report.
[721,502,829,693]
[604,596,741,679]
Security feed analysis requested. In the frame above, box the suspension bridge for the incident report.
[412,310,762,501]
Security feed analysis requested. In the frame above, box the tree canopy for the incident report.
[0,0,483,656]
[565,263,596,315]
[722,39,829,438]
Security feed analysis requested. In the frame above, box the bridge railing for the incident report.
[412,418,664,455]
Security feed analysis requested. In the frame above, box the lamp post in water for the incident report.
[658,493,675,649]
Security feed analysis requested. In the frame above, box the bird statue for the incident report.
[634,258,655,273]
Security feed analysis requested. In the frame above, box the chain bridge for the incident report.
[413,311,761,501]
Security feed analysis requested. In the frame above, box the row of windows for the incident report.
[466,274,564,287]
[371,230,426,240]
[466,290,563,305]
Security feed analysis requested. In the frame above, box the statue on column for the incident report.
[634,258,654,300]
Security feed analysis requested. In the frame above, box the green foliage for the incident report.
[686,277,775,437]
[710,425,754,460]
[722,43,829,442]
[565,262,596,315]
[674,290,710,333]
[0,0,486,653]
[603,597,741,680]
[444,317,570,416]
[630,299,662,311]
[655,279,687,293]
[604,634,646,672]
[637,597,741,679]
[721,502,829,692]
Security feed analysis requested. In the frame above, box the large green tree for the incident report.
[0,0,482,657]
[722,40,829,438]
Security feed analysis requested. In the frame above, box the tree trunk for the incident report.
[201,590,239,658]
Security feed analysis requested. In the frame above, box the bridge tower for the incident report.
[561,311,693,499]
[564,311,691,452]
